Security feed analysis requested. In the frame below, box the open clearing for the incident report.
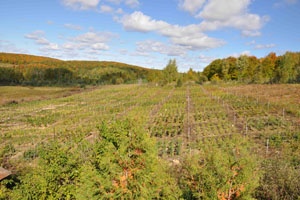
[1,83,300,199]
[2,83,299,166]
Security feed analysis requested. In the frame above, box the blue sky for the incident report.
[0,0,299,72]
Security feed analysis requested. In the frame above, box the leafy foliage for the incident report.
[77,119,181,199]
[176,137,259,199]
[11,142,80,199]
[162,59,179,85]
[203,51,300,84]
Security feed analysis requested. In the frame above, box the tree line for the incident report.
[1,51,300,86]
[202,51,300,84]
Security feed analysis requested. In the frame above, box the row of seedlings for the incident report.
[148,87,186,158]
[204,84,300,156]
[190,86,239,145]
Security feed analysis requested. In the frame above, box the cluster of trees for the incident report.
[203,51,300,84]
[148,59,205,86]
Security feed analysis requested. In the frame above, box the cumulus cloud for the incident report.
[246,40,256,45]
[178,0,268,37]
[121,11,169,32]
[25,30,48,44]
[25,31,59,51]
[62,0,100,10]
[101,0,139,9]
[121,0,267,53]
[274,0,298,7]
[25,30,115,58]
[60,31,114,59]
[0,40,28,54]
[246,40,276,49]
[100,5,114,13]
[254,43,276,49]
[136,40,187,56]
[99,4,125,14]
[198,0,250,20]
[66,31,115,50]
[179,0,206,14]
[106,0,121,4]
[121,11,224,50]
[64,23,82,30]
[242,30,261,37]
[124,0,139,7]
[198,54,215,63]
[170,33,225,50]
[199,1,268,36]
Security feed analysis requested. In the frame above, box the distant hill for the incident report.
[0,52,61,64]
[0,52,157,86]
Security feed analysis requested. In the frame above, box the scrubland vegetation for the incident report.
[0,52,300,199]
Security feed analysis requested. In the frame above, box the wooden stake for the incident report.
[266,139,269,156]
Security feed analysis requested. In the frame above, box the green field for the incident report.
[1,84,300,199]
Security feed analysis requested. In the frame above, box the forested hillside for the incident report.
[0,53,153,86]
[203,51,300,84]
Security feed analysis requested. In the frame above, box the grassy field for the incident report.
[1,83,299,199]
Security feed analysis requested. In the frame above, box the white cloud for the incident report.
[254,43,276,49]
[242,30,261,37]
[121,11,169,32]
[91,43,109,50]
[106,0,121,4]
[176,0,269,37]
[72,31,114,44]
[198,1,268,36]
[25,31,59,51]
[246,40,276,49]
[61,0,100,10]
[121,11,225,50]
[104,0,139,7]
[198,0,250,21]
[198,54,215,63]
[136,40,187,56]
[179,0,206,14]
[63,31,115,51]
[124,0,139,7]
[246,40,256,45]
[25,30,48,44]
[64,23,82,30]
[100,5,114,13]
[170,33,225,50]
[274,0,298,7]
[115,8,123,14]
[25,30,114,57]
[0,40,28,54]
[43,43,60,51]
[59,31,115,59]
[99,4,125,14]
